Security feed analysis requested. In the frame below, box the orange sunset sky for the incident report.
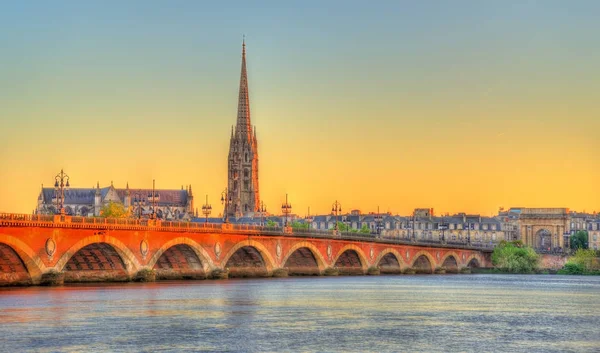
[0,2,598,216]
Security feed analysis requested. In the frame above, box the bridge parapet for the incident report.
[0,213,495,252]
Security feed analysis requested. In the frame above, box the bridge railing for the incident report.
[0,212,498,251]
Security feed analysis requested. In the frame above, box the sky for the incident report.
[0,1,599,216]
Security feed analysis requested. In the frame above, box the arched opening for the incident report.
[441,256,459,273]
[284,247,320,276]
[536,229,552,250]
[0,243,32,286]
[377,252,401,274]
[225,246,268,278]
[412,255,433,274]
[334,250,364,275]
[153,244,205,280]
[63,243,129,283]
[467,258,480,268]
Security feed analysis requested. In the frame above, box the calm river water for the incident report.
[0,275,599,353]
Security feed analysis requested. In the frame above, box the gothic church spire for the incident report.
[236,38,252,141]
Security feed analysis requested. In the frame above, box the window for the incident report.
[244,169,249,178]
[244,181,249,191]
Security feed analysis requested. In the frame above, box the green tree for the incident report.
[359,223,371,234]
[291,221,308,230]
[568,249,598,271]
[99,201,129,218]
[570,231,589,250]
[336,221,356,232]
[266,220,277,227]
[491,240,539,273]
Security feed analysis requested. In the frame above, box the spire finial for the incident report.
[242,35,246,56]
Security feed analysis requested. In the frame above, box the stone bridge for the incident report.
[0,214,491,286]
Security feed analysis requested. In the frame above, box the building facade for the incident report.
[226,40,259,219]
[36,182,194,220]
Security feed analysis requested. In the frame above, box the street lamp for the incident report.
[149,179,158,220]
[281,194,292,227]
[202,195,212,224]
[305,206,313,231]
[440,215,446,243]
[374,206,383,236]
[257,201,267,227]
[331,200,342,231]
[344,215,351,234]
[54,169,70,215]
[133,190,146,219]
[220,188,232,223]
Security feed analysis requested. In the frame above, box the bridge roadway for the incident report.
[0,213,491,286]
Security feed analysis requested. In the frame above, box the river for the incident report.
[0,275,598,352]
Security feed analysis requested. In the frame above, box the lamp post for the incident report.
[344,215,352,234]
[412,214,417,242]
[374,206,383,237]
[331,200,342,231]
[257,201,267,227]
[305,206,313,231]
[133,190,146,219]
[466,222,471,245]
[440,215,446,243]
[281,194,292,227]
[146,179,159,220]
[202,195,212,224]
[53,169,70,215]
[220,188,231,223]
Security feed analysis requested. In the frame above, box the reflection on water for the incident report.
[1,275,599,352]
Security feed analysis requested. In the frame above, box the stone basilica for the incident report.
[35,182,195,220]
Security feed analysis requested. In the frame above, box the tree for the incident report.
[291,221,308,230]
[100,201,129,218]
[570,231,589,250]
[336,221,355,232]
[359,224,371,234]
[491,240,539,273]
[266,220,277,227]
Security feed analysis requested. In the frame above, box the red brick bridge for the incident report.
[0,213,491,286]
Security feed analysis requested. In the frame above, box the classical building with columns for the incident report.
[518,208,569,251]
[35,182,195,220]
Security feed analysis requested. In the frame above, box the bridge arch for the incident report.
[0,234,45,283]
[439,251,460,273]
[147,237,215,273]
[410,250,436,273]
[221,239,276,277]
[333,244,368,275]
[281,242,327,275]
[374,249,404,274]
[464,254,483,268]
[55,235,141,274]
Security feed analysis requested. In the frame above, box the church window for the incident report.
[234,181,238,191]
[245,153,248,162]
[244,169,249,178]
[244,181,249,191]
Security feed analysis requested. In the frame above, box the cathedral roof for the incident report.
[40,187,189,206]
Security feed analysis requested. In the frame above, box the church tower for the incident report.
[227,40,259,218]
